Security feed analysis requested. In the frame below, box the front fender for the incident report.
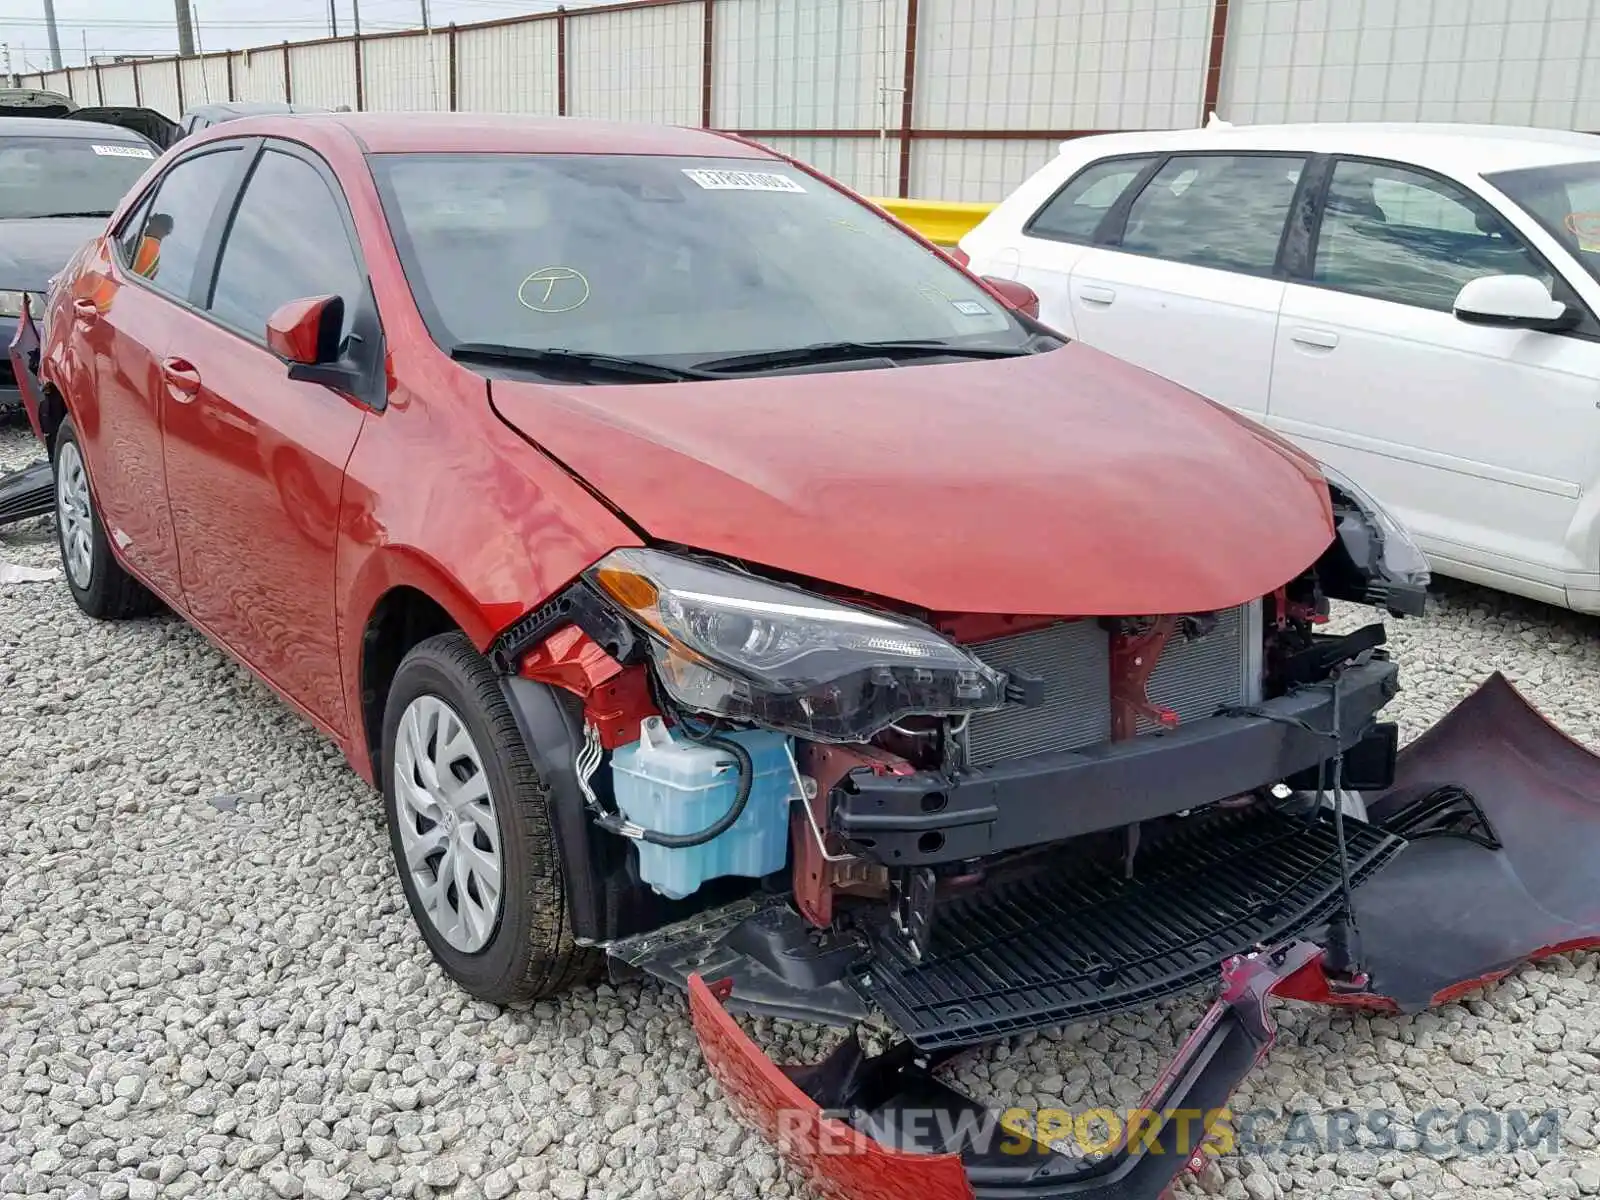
[334,383,641,780]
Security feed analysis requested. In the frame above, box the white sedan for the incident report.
[959,123,1600,615]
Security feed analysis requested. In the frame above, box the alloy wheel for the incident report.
[393,694,504,953]
[55,440,94,590]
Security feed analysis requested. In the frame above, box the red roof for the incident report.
[292,112,774,156]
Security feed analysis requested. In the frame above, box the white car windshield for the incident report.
[370,152,1031,365]
[1487,159,1600,289]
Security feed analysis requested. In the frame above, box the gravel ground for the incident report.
[4,419,1600,1200]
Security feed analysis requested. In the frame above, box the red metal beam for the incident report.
[448,23,459,111]
[1202,0,1232,120]
[557,7,569,117]
[700,0,715,127]
[354,33,365,111]
[897,0,919,198]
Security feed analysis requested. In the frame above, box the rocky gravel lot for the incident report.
[4,421,1600,1200]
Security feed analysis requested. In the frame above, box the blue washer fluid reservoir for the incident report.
[609,717,795,900]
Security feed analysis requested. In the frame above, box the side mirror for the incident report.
[266,294,344,366]
[981,275,1040,320]
[1453,274,1577,332]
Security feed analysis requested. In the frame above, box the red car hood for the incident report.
[489,343,1334,616]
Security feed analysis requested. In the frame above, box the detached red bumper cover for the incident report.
[688,942,1321,1200]
[687,673,1600,1199]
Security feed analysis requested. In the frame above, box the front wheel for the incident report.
[381,631,597,1002]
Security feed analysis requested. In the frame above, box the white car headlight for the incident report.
[586,547,1006,742]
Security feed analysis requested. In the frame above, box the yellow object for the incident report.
[868,197,996,246]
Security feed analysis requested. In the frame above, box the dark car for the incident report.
[178,101,332,140]
[0,117,159,415]
[0,87,179,149]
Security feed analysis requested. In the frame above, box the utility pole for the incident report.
[352,0,361,38]
[420,0,430,27]
[175,0,196,56]
[41,0,63,70]
[2,43,13,88]
[328,0,338,38]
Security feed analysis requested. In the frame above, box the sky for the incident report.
[2,0,583,73]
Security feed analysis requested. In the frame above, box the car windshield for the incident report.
[370,152,1030,365]
[0,136,156,219]
[1485,159,1600,289]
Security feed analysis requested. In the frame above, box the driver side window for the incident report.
[206,147,365,347]
[1313,159,1552,312]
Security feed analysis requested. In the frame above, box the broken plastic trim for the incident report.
[487,579,641,675]
[688,941,1322,1200]
[0,460,53,528]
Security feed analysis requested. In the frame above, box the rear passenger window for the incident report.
[1026,156,1155,244]
[208,149,365,344]
[1313,159,1552,312]
[1118,154,1306,274]
[121,148,241,303]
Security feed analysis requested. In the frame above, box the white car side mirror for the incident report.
[1453,274,1577,332]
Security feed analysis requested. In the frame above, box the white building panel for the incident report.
[233,47,289,104]
[910,136,1062,202]
[568,2,703,124]
[754,134,897,195]
[362,32,451,113]
[455,20,560,113]
[96,65,138,107]
[1220,0,1600,129]
[916,0,1213,132]
[136,62,182,120]
[288,40,359,110]
[714,0,904,131]
[178,56,232,111]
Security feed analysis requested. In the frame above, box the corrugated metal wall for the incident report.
[18,0,1600,202]
[568,2,705,123]
[1218,0,1600,129]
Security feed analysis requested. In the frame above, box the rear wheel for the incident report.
[381,632,598,1002]
[53,418,160,620]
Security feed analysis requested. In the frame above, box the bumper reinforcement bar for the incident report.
[834,658,1399,865]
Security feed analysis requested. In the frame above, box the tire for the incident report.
[53,417,160,620]
[381,631,598,1003]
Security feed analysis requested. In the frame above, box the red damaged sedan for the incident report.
[13,113,1600,1200]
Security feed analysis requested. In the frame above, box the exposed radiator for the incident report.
[963,602,1263,766]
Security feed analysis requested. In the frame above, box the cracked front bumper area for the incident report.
[688,942,1321,1200]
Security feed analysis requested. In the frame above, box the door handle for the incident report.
[1290,327,1339,350]
[161,357,202,401]
[72,298,99,322]
[1078,285,1116,306]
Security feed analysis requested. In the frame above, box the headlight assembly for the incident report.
[1320,464,1430,617]
[0,291,39,319]
[585,547,1005,741]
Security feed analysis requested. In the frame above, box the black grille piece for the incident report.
[853,809,1403,1049]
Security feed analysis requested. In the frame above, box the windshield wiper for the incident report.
[449,342,714,383]
[29,210,114,219]
[690,339,1033,374]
